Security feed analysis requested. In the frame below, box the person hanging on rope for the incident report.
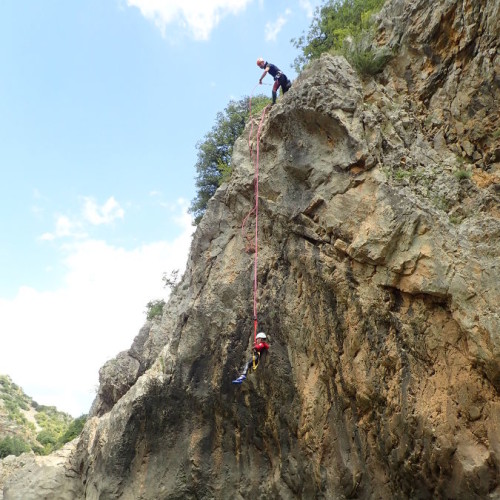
[232,332,270,384]
[257,58,292,105]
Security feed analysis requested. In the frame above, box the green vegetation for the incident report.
[162,269,180,291]
[58,414,87,444]
[145,299,166,320]
[34,405,75,454]
[343,31,393,76]
[449,214,464,225]
[0,374,87,457]
[384,164,431,187]
[189,95,269,225]
[454,169,471,180]
[144,270,182,320]
[0,376,31,428]
[432,194,451,212]
[0,435,31,459]
[292,0,388,74]
[393,168,411,181]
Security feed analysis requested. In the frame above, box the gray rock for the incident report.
[4,0,499,498]
[1,443,81,500]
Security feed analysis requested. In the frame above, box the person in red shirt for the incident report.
[232,332,270,384]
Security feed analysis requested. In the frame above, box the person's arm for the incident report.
[254,341,270,351]
[259,66,270,84]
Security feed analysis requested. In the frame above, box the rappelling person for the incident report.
[232,332,270,384]
[257,58,292,105]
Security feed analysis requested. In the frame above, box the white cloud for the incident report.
[40,196,123,242]
[0,203,193,417]
[299,0,315,18]
[265,9,292,42]
[83,196,124,225]
[126,0,252,40]
[40,215,87,241]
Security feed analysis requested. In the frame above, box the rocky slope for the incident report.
[2,0,499,498]
[0,375,75,458]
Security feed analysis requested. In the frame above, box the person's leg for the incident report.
[232,358,252,383]
[281,75,291,93]
[272,80,280,104]
[242,358,253,376]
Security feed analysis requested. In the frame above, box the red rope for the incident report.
[245,86,269,342]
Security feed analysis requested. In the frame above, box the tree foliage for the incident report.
[0,436,30,458]
[292,0,386,71]
[145,299,166,321]
[189,95,269,225]
[58,414,88,445]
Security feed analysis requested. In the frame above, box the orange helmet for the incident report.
[256,57,265,67]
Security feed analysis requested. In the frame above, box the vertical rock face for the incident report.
[378,0,499,169]
[3,0,499,498]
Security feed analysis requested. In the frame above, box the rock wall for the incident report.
[2,0,499,498]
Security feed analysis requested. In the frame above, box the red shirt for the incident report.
[253,341,270,353]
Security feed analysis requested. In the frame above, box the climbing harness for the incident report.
[252,350,259,370]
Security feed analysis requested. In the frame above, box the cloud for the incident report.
[264,9,292,42]
[0,202,193,417]
[83,196,124,225]
[299,0,316,18]
[127,0,252,40]
[39,196,123,241]
[40,215,87,241]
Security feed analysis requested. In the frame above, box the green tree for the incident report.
[58,414,87,445]
[145,299,166,321]
[36,429,58,446]
[189,95,269,225]
[292,0,386,71]
[0,436,30,458]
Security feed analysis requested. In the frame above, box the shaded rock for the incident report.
[89,351,140,417]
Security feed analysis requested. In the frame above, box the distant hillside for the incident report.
[0,374,86,458]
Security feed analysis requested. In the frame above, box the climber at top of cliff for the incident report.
[257,58,291,105]
[232,332,270,384]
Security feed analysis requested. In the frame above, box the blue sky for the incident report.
[0,0,323,416]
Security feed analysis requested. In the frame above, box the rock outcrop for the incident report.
[0,442,79,500]
[3,0,499,498]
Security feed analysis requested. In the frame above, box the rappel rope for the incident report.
[242,85,270,343]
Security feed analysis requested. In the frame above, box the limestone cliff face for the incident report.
[3,0,499,498]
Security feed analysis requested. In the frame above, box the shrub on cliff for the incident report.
[145,299,166,320]
[292,0,386,72]
[189,95,268,225]
[343,30,393,75]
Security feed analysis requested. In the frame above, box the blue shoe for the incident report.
[232,375,246,384]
